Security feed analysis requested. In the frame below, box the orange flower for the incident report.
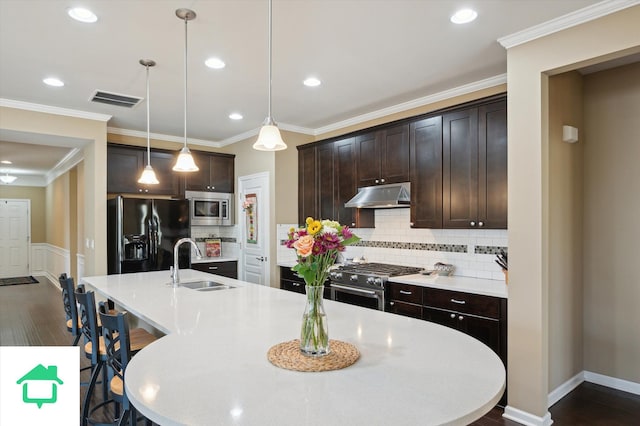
[293,234,314,258]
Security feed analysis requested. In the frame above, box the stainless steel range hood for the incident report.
[344,182,410,208]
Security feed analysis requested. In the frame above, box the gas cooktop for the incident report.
[334,262,424,277]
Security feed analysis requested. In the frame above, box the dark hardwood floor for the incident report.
[2,277,639,425]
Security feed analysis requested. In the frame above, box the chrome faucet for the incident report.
[171,238,202,287]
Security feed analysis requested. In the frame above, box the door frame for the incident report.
[0,198,32,278]
[237,172,270,284]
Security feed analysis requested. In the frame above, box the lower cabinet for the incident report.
[387,281,507,406]
[279,267,331,298]
[190,261,237,279]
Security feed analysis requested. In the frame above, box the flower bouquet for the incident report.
[285,217,360,356]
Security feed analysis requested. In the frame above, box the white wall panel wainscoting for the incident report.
[30,243,71,287]
[77,254,85,283]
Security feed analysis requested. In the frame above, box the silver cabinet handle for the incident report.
[470,221,476,226]
[399,290,412,295]
[410,222,414,227]
[450,298,466,304]
[450,313,456,319]
[380,178,385,183]
[478,221,484,227]
[208,266,218,270]
[351,222,356,227]
[389,301,395,306]
[375,179,379,184]
[293,282,301,287]
[458,315,464,321]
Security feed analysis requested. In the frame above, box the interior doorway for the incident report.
[238,172,270,285]
[0,199,31,278]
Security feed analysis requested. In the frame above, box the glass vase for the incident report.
[300,285,329,357]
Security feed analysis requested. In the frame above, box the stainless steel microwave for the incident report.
[186,191,233,226]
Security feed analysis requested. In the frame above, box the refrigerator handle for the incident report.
[116,195,124,273]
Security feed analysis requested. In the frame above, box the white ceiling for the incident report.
[0,0,624,184]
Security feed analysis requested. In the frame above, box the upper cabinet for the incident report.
[184,151,235,193]
[356,124,410,187]
[442,100,507,229]
[410,116,443,229]
[107,144,181,196]
[297,139,373,228]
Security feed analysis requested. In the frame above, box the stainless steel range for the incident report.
[329,263,424,311]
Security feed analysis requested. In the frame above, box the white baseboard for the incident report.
[584,371,640,396]
[548,371,585,407]
[503,406,553,426]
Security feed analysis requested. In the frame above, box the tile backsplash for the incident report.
[277,208,508,281]
[190,225,240,259]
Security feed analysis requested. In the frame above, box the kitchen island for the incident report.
[81,270,505,426]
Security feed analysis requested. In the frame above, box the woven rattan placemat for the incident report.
[267,339,360,372]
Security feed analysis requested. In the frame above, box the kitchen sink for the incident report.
[180,280,235,292]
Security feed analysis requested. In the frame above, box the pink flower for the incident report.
[293,234,314,258]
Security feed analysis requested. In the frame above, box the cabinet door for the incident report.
[387,300,422,319]
[478,100,507,229]
[184,151,211,191]
[209,154,235,193]
[144,150,181,196]
[334,138,374,228]
[443,108,479,228]
[458,314,502,358]
[298,146,317,224]
[410,116,443,228]
[355,131,381,187]
[107,146,144,194]
[317,142,336,220]
[423,307,459,330]
[380,124,410,184]
[191,261,238,279]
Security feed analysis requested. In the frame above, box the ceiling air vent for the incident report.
[90,90,142,108]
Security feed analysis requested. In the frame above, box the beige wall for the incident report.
[583,62,640,383]
[77,162,85,257]
[0,185,46,243]
[0,106,108,275]
[506,5,640,418]
[46,171,70,249]
[548,72,584,391]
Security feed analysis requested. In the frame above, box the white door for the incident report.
[0,199,31,278]
[238,172,270,285]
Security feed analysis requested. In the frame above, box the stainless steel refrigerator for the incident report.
[107,195,190,274]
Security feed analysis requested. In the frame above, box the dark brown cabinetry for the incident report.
[184,151,235,193]
[297,141,373,228]
[410,116,443,229]
[280,267,331,298]
[107,144,181,196]
[190,260,238,279]
[386,282,423,319]
[442,100,507,229]
[356,124,410,187]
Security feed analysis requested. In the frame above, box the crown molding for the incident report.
[106,127,222,148]
[498,0,640,49]
[46,147,83,185]
[312,74,507,136]
[0,98,112,122]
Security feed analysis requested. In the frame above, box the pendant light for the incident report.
[138,59,160,185]
[253,0,287,151]
[173,8,199,172]
[0,172,17,184]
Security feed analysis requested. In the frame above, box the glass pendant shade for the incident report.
[253,120,287,151]
[138,165,159,184]
[173,146,199,172]
[0,174,17,184]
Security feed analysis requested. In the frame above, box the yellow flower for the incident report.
[308,220,322,235]
[305,217,314,225]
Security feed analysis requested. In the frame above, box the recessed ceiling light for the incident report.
[205,57,226,69]
[43,77,64,87]
[303,77,321,87]
[229,113,243,120]
[450,8,477,24]
[1,160,12,164]
[68,7,98,23]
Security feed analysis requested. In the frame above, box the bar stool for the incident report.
[98,302,152,426]
[75,286,157,426]
[60,273,81,346]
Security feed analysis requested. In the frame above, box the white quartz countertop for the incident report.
[277,263,508,299]
[81,270,505,426]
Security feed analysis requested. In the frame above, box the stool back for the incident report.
[75,285,101,365]
[60,274,81,341]
[98,302,132,402]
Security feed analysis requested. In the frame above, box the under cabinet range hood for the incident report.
[344,182,410,208]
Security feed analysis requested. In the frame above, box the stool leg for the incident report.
[73,334,81,346]
[82,361,102,426]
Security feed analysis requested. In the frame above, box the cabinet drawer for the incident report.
[282,280,305,294]
[191,261,237,279]
[280,267,302,282]
[387,300,422,319]
[387,282,422,305]
[423,288,500,319]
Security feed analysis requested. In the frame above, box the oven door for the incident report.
[330,282,384,311]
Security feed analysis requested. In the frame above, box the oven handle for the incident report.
[330,283,378,297]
